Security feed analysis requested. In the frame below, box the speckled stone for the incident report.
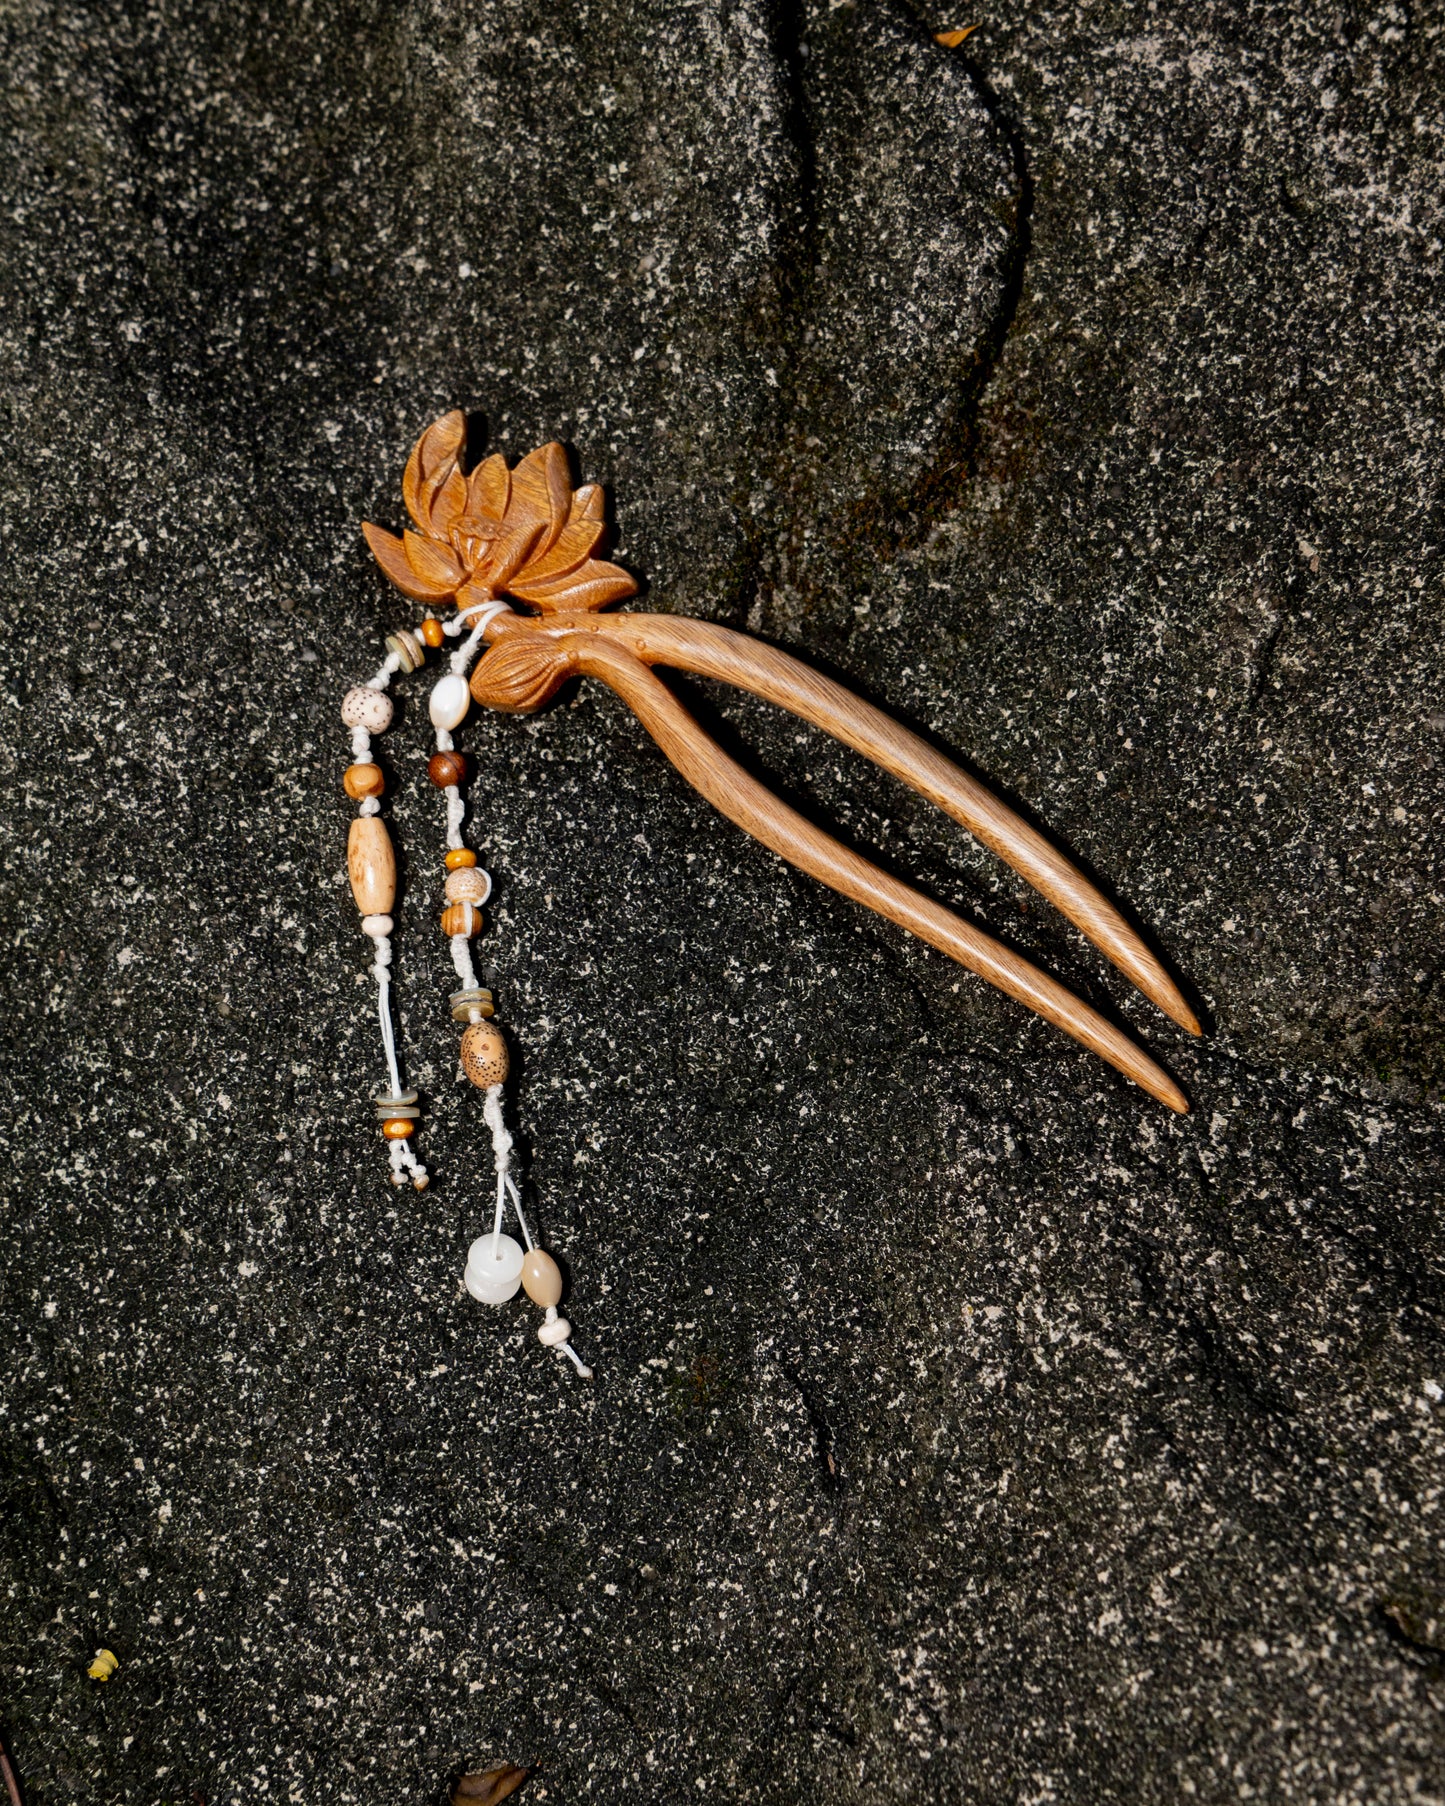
[2,3,1443,1805]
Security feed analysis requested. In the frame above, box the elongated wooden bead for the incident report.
[521,1249,562,1309]
[348,816,396,915]
[460,1021,509,1087]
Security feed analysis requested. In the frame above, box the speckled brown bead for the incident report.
[444,866,489,905]
[460,1021,509,1088]
[440,902,483,938]
[342,761,384,800]
[420,617,445,648]
[428,750,467,789]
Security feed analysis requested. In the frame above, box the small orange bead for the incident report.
[441,902,483,938]
[342,762,384,800]
[445,848,478,870]
[381,1118,414,1140]
[420,617,445,648]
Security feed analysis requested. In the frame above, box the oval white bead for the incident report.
[429,672,471,731]
[463,1233,523,1306]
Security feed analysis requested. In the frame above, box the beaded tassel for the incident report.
[339,607,591,1378]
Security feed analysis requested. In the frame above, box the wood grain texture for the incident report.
[525,611,1200,1036]
[543,629,1188,1113]
[366,416,1198,1111]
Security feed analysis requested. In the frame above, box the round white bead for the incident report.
[463,1233,524,1306]
[428,672,471,731]
[537,1313,572,1347]
[342,685,393,732]
[360,914,393,938]
[444,867,492,906]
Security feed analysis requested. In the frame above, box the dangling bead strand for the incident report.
[434,609,592,1379]
[341,649,429,1192]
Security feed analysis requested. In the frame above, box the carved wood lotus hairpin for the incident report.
[364,411,1201,1114]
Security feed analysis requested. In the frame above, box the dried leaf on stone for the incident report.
[452,1765,531,1805]
[935,25,978,47]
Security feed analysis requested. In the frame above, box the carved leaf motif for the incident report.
[367,413,639,615]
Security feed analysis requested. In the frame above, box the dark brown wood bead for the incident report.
[428,750,467,789]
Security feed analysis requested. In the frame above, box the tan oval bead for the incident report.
[342,761,384,800]
[460,1021,509,1088]
[348,816,396,915]
[521,1248,563,1310]
[444,866,489,905]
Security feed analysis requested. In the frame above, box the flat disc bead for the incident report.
[460,1021,509,1087]
[342,686,393,732]
[428,750,467,788]
[343,761,384,799]
[521,1249,563,1309]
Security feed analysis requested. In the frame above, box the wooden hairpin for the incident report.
[364,412,1200,1114]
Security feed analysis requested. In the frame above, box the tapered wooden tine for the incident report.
[562,632,1188,1113]
[571,613,1199,1036]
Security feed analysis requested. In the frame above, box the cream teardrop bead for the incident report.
[428,672,471,731]
[521,1249,563,1309]
[348,816,397,915]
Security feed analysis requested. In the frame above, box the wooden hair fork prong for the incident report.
[364,415,1200,1114]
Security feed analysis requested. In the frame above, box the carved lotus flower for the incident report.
[362,411,638,615]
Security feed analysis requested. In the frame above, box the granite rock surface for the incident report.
[1,1,1443,1801]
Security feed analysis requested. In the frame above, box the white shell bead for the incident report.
[464,1233,523,1305]
[428,672,471,731]
[342,685,393,732]
[360,914,393,937]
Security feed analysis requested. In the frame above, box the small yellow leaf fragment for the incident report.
[87,1648,119,1682]
[935,25,979,47]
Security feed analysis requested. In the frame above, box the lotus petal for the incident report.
[509,442,571,558]
[468,453,510,522]
[404,529,465,590]
[482,518,545,591]
[515,518,604,586]
[403,411,465,534]
[569,483,605,525]
[509,559,637,613]
[363,521,456,601]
